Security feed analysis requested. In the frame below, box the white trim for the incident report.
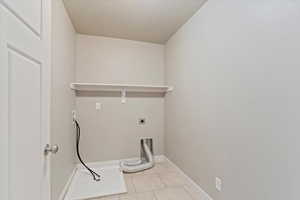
[164,156,213,200]
[58,167,77,200]
[154,155,165,163]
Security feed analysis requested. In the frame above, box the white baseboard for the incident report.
[164,156,213,200]
[154,155,165,163]
[58,167,77,200]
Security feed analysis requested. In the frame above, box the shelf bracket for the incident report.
[167,86,174,92]
[121,89,126,103]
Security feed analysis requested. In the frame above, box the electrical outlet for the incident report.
[96,102,102,110]
[216,177,222,191]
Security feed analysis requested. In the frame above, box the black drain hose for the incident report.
[75,120,101,181]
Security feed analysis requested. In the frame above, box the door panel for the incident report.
[0,0,51,199]
[8,49,42,200]
[2,0,42,35]
[5,7,42,62]
[0,7,9,200]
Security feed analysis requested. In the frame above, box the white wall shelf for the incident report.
[70,83,173,103]
[70,83,173,93]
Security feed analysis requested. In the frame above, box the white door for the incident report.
[0,0,51,200]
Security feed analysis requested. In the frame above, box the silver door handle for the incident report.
[44,144,59,155]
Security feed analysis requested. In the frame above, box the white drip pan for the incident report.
[65,165,127,200]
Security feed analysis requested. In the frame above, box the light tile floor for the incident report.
[92,161,206,200]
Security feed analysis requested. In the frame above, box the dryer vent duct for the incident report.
[120,138,154,173]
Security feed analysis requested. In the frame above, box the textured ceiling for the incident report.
[63,0,206,44]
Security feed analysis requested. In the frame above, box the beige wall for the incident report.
[51,1,76,199]
[75,35,165,162]
[165,0,300,200]
[76,34,164,84]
